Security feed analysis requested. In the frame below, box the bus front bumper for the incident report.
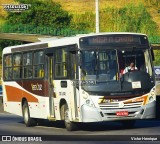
[81,101,156,122]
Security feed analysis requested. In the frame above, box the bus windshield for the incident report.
[81,48,155,95]
[81,49,118,81]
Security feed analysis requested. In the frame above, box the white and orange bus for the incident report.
[2,32,157,131]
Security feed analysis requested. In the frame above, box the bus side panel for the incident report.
[53,80,78,121]
[3,81,23,116]
[28,97,49,119]
[22,80,50,119]
[3,81,50,119]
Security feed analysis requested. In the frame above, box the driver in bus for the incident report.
[123,62,138,74]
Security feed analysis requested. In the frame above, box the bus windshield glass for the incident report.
[81,47,154,95]
[81,49,118,81]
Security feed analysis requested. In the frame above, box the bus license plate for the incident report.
[116,111,128,116]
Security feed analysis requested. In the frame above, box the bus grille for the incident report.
[99,101,143,110]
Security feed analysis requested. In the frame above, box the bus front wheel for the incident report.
[22,101,37,127]
[64,104,78,131]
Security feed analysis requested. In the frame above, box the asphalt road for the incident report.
[0,97,3,113]
[0,112,160,143]
[0,97,160,143]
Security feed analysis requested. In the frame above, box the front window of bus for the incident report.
[81,50,118,82]
[80,48,154,95]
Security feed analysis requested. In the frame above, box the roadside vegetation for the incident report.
[0,0,160,80]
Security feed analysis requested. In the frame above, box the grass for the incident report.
[53,0,159,12]
[0,0,16,18]
[0,0,160,79]
[53,0,160,35]
[0,0,159,35]
[0,65,2,85]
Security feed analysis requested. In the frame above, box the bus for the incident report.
[2,32,156,131]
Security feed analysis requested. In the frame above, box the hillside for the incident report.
[0,0,15,17]
[0,0,160,34]
[54,0,148,12]
[0,0,160,82]
[53,0,160,34]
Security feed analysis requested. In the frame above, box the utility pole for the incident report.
[95,0,99,33]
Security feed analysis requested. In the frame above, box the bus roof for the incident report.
[3,32,147,54]
[48,32,147,47]
[2,41,48,54]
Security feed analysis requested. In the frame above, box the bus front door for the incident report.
[48,56,55,118]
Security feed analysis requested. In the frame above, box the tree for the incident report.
[6,0,72,29]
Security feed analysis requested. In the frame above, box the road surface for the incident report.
[0,112,160,143]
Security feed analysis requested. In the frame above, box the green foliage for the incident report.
[0,40,24,52]
[0,23,88,36]
[6,0,72,29]
[100,3,157,35]
[2,0,89,36]
[0,40,25,63]
[153,50,160,66]
[69,3,158,35]
[1,1,160,64]
[70,12,95,32]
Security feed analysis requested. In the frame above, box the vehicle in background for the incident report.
[0,85,3,103]
[154,66,160,85]
[0,86,2,96]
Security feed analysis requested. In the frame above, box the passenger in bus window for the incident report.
[123,62,138,74]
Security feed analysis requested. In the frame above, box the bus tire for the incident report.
[60,104,65,120]
[22,101,37,127]
[121,120,136,128]
[64,104,77,131]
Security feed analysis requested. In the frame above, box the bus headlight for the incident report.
[86,99,90,104]
[82,90,88,99]
[148,87,156,103]
[149,96,153,102]
[85,99,95,107]
[82,90,95,107]
[83,94,88,99]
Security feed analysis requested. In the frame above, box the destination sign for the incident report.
[89,36,134,44]
[79,34,149,48]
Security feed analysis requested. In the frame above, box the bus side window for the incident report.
[33,51,44,78]
[13,53,22,79]
[4,55,12,80]
[23,52,33,79]
[55,48,68,78]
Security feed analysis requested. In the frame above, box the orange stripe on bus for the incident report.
[124,95,148,105]
[5,85,38,102]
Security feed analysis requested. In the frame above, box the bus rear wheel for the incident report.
[22,101,37,127]
[63,104,78,131]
